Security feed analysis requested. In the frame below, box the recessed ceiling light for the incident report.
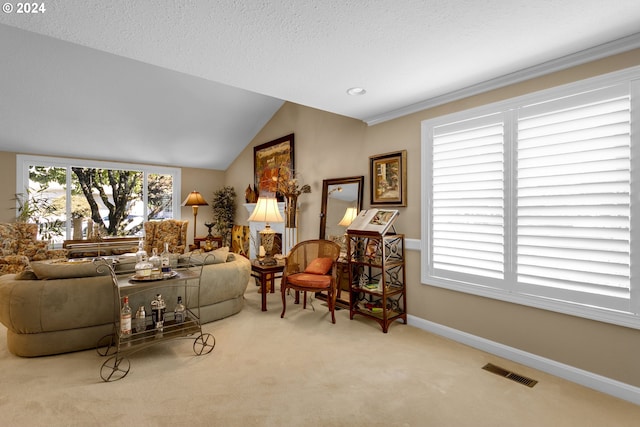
[346,87,367,96]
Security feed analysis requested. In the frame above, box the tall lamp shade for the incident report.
[338,207,358,227]
[182,191,209,241]
[248,197,283,264]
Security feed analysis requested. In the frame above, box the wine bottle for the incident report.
[120,296,132,335]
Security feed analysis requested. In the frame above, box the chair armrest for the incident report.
[0,255,30,274]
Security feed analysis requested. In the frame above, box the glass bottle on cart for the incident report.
[174,296,186,324]
[120,296,132,335]
[151,294,166,333]
[161,242,172,278]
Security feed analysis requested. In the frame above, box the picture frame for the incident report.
[369,150,407,206]
[254,133,295,196]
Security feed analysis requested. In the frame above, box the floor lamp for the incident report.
[182,190,209,242]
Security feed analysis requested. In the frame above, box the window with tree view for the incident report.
[16,156,181,245]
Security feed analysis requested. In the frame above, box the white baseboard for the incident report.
[408,314,640,406]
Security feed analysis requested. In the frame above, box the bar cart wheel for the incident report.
[100,355,131,382]
[96,333,117,357]
[193,333,215,355]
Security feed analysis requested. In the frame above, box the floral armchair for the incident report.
[143,220,188,255]
[0,223,67,275]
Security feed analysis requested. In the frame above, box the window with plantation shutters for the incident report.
[422,68,640,328]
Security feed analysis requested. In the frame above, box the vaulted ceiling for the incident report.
[1,1,640,169]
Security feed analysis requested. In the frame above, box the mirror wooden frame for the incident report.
[319,176,364,239]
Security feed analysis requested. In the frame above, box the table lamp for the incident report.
[248,196,283,265]
[182,191,209,241]
[338,207,358,227]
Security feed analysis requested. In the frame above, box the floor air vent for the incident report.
[482,363,538,388]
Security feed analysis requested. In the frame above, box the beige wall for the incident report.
[0,151,18,223]
[0,151,224,247]
[224,48,640,387]
[181,167,225,246]
[224,104,367,240]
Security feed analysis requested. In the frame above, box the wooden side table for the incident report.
[251,259,285,311]
[189,236,222,252]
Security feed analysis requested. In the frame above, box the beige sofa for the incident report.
[0,251,251,357]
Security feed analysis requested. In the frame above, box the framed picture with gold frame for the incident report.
[369,150,407,206]
[254,134,295,196]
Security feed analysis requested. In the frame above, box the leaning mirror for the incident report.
[319,176,364,244]
[319,176,364,308]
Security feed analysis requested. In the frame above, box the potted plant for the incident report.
[13,186,65,242]
[210,186,236,247]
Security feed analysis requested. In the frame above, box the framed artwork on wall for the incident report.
[254,133,295,196]
[369,150,407,207]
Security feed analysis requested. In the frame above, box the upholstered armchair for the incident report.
[0,222,68,275]
[143,220,189,255]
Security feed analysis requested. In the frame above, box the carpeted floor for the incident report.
[1,282,639,427]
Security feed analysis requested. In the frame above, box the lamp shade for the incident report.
[182,191,208,207]
[248,197,283,223]
[338,207,358,226]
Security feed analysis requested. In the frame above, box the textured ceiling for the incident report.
[1,0,640,169]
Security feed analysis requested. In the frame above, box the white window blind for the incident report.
[516,86,631,309]
[431,114,505,284]
[422,68,640,327]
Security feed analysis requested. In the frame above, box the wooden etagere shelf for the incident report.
[347,231,406,333]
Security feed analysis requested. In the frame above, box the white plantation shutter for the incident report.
[422,71,640,325]
[430,114,505,283]
[516,86,631,307]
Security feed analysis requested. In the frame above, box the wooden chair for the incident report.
[280,239,341,323]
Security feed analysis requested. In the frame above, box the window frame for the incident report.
[421,65,640,330]
[16,154,182,241]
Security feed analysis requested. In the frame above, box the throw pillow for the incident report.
[179,246,230,266]
[304,257,333,275]
[30,259,110,280]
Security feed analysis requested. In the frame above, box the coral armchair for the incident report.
[280,239,341,323]
[143,220,188,255]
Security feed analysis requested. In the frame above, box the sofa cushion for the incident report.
[286,272,332,288]
[180,247,229,265]
[304,257,333,275]
[30,259,109,280]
